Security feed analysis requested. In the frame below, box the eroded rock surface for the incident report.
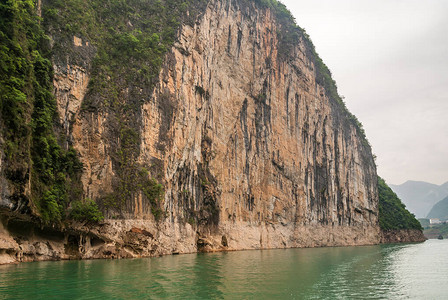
[138,0,379,249]
[1,0,388,264]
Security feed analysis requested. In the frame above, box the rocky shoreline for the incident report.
[380,229,427,244]
[1,210,425,265]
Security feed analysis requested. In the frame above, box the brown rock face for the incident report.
[58,0,379,250]
[137,0,379,248]
[380,229,427,244]
[1,0,382,263]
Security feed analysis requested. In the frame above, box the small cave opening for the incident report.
[90,236,105,248]
[4,218,34,238]
[221,235,228,247]
[64,234,80,257]
[35,226,65,242]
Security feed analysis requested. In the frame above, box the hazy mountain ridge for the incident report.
[426,196,448,220]
[390,181,448,218]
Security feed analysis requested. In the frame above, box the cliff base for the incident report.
[2,210,381,265]
[380,229,426,244]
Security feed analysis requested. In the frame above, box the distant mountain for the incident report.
[442,182,448,190]
[389,181,448,218]
[427,196,448,221]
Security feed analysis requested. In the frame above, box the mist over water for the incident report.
[1,240,447,299]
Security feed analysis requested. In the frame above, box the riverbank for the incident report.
[422,223,448,239]
[1,211,425,265]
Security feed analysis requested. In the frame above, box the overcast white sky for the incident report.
[281,0,448,185]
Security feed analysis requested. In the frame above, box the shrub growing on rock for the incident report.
[69,198,104,223]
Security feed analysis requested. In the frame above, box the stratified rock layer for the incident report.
[1,0,387,264]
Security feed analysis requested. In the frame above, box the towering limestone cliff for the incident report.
[0,0,421,264]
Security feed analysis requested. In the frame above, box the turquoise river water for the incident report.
[1,239,447,299]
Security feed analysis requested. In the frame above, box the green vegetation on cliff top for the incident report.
[378,177,422,231]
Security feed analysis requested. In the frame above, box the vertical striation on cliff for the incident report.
[135,0,379,249]
[1,0,387,263]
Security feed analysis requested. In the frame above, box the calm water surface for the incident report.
[1,240,447,299]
